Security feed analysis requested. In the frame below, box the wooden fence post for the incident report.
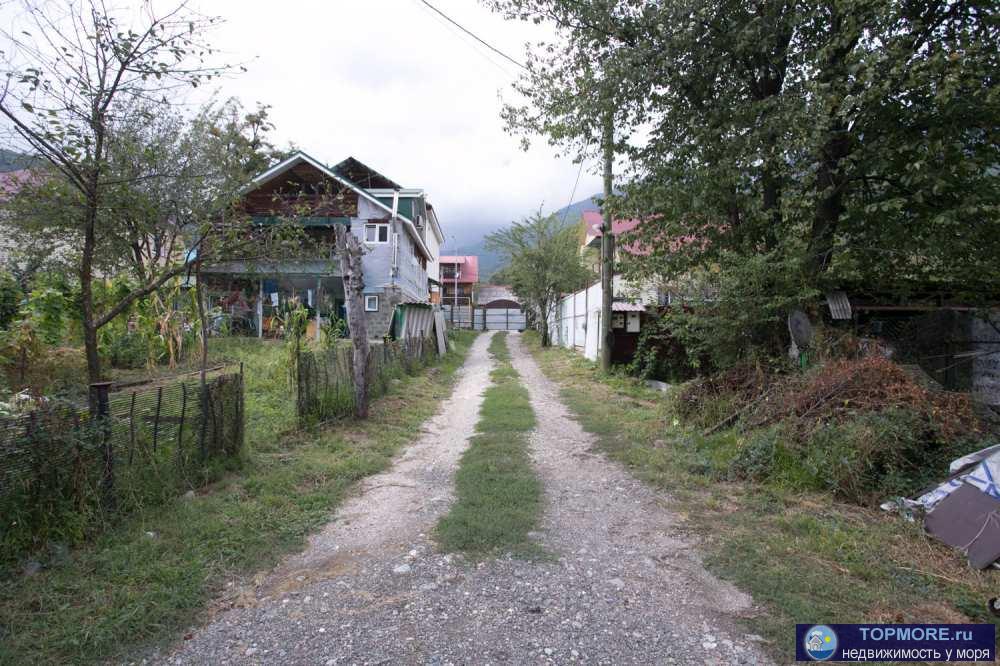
[152,386,163,452]
[90,381,115,513]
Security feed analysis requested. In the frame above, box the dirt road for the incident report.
[153,332,769,665]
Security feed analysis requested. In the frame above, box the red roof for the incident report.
[582,211,648,256]
[0,169,40,201]
[440,255,479,284]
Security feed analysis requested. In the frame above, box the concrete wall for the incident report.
[362,285,404,339]
[548,277,655,362]
[352,198,428,304]
[549,282,604,361]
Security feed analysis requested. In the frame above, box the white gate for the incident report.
[474,307,526,331]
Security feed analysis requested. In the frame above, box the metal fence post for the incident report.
[90,381,115,513]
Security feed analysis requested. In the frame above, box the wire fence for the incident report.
[863,310,999,393]
[295,337,438,426]
[0,367,244,559]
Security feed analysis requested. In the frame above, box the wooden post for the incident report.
[90,381,115,513]
[334,225,371,419]
[152,385,163,452]
[128,391,136,464]
[178,382,187,453]
[257,279,264,339]
[600,109,615,373]
[315,276,322,343]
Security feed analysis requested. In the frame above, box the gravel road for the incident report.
[146,331,770,666]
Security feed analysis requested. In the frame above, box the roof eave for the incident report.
[243,151,433,261]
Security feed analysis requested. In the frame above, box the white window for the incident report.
[364,295,379,312]
[364,223,389,244]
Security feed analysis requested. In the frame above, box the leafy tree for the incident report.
[0,0,240,395]
[0,272,22,330]
[493,0,1000,366]
[487,211,593,346]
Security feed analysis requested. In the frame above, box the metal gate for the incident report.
[474,307,526,331]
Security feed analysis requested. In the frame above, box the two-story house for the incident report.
[202,151,442,341]
[439,255,478,306]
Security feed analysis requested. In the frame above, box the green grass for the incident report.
[435,332,543,557]
[521,332,999,662]
[0,331,477,665]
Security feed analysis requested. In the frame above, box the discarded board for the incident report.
[925,483,1000,569]
[433,311,447,357]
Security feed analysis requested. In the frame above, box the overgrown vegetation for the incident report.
[675,354,984,504]
[492,0,999,369]
[523,333,999,662]
[436,332,543,556]
[0,331,476,664]
[0,369,244,563]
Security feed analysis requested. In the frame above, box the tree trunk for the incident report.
[806,126,850,278]
[195,262,209,390]
[599,110,615,373]
[81,190,101,408]
[195,262,211,458]
[335,226,370,419]
[539,298,550,347]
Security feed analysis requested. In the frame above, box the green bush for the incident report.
[729,425,782,482]
[0,272,22,330]
[627,314,701,382]
[801,409,970,505]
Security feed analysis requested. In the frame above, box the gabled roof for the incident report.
[441,255,479,284]
[246,151,431,261]
[331,157,402,190]
[582,211,648,256]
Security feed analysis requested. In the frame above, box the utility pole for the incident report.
[599,109,615,373]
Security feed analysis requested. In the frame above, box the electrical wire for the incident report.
[560,159,586,225]
[417,0,528,71]
[412,0,518,80]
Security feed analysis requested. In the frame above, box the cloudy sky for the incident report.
[196,0,603,248]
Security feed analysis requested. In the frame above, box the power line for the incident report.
[560,159,586,225]
[418,0,528,71]
[412,0,517,79]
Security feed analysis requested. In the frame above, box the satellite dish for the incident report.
[788,310,813,349]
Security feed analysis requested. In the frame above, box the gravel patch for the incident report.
[140,331,771,665]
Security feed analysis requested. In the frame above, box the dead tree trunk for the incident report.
[195,262,211,458]
[334,226,371,419]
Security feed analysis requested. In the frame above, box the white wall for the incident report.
[548,276,655,362]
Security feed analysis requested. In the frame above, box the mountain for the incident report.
[456,194,603,283]
[551,194,602,224]
[0,149,38,173]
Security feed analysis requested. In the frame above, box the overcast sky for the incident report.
[197,0,602,248]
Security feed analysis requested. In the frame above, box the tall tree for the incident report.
[487,0,645,369]
[494,0,1000,366]
[0,0,238,394]
[487,211,593,346]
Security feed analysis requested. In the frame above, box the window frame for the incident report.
[364,223,390,244]
[364,295,379,312]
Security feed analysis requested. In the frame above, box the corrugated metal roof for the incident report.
[611,302,646,312]
[826,291,852,320]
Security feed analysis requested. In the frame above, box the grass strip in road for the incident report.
[436,332,543,557]
[0,331,478,666]
[520,332,999,662]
